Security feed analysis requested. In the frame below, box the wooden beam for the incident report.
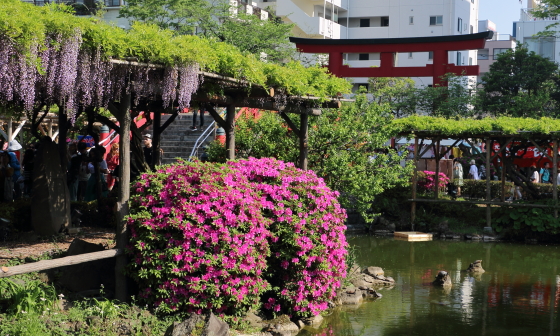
[529,139,553,161]
[411,136,419,231]
[0,249,122,278]
[409,198,560,209]
[7,118,12,142]
[554,139,558,218]
[434,139,440,199]
[486,137,491,228]
[206,105,227,129]
[115,90,132,303]
[279,112,300,135]
[490,137,514,160]
[299,114,309,170]
[226,104,235,160]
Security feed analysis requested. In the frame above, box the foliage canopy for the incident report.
[0,0,349,98]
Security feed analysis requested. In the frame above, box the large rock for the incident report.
[466,260,485,273]
[32,137,71,235]
[268,321,300,336]
[165,313,229,336]
[339,291,363,305]
[364,266,384,277]
[432,270,452,287]
[59,239,115,293]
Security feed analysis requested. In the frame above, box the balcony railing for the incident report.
[520,8,559,21]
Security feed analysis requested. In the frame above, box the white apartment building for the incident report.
[258,0,480,90]
[513,0,559,63]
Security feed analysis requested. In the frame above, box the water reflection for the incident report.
[299,236,560,336]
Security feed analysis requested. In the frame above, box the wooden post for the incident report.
[486,137,491,228]
[434,139,440,199]
[299,114,309,170]
[115,92,131,303]
[7,118,12,142]
[226,104,235,160]
[47,119,53,139]
[152,110,161,166]
[411,136,418,231]
[500,141,506,202]
[553,139,558,219]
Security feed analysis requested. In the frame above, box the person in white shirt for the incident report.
[468,160,479,180]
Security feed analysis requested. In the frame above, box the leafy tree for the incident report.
[532,0,560,33]
[478,45,558,117]
[209,94,413,223]
[119,0,295,61]
[368,77,417,118]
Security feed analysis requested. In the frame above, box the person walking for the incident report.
[468,159,479,180]
[190,106,205,131]
[143,134,153,168]
[106,143,119,191]
[452,158,464,196]
[540,162,551,183]
[530,164,540,183]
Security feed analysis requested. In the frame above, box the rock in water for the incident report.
[32,137,71,235]
[164,313,229,336]
[432,270,452,287]
[466,260,485,273]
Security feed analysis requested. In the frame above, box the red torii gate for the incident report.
[289,31,493,87]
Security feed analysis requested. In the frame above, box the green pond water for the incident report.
[299,236,560,336]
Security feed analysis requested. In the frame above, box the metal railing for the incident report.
[189,121,215,161]
[521,8,559,21]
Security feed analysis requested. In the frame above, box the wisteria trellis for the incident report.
[0,33,200,121]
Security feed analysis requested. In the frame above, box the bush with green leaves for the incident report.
[126,158,347,319]
[209,94,413,223]
[0,278,58,316]
[494,200,560,237]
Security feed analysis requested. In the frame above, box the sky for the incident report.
[478,0,526,35]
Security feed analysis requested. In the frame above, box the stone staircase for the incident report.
[160,113,215,165]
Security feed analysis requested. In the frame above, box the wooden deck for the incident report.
[394,231,433,241]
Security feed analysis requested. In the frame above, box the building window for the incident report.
[408,52,413,58]
[470,25,474,34]
[493,48,511,60]
[409,16,414,24]
[428,51,433,60]
[105,0,121,6]
[381,17,389,27]
[430,16,443,26]
[525,37,555,60]
[469,57,473,65]
[360,19,370,27]
[359,53,369,60]
[478,49,489,60]
[457,18,462,32]
[456,52,462,65]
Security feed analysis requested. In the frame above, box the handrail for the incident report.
[189,121,215,161]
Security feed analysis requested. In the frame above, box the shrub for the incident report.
[126,158,347,318]
[417,171,449,193]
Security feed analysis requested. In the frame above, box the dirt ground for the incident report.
[0,227,116,265]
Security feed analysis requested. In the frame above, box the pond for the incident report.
[299,236,560,336]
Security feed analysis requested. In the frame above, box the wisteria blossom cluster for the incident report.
[417,171,450,192]
[0,34,199,120]
[126,158,348,318]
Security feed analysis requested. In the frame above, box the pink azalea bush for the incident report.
[417,171,450,192]
[126,157,347,318]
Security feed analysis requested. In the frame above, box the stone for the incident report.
[364,266,384,277]
[466,260,485,273]
[300,314,323,328]
[483,235,496,241]
[32,137,71,235]
[244,312,263,328]
[350,278,368,288]
[362,274,375,283]
[346,287,356,294]
[368,289,382,298]
[340,291,363,305]
[59,239,115,293]
[269,321,300,336]
[358,285,369,290]
[432,270,452,287]
[385,276,395,283]
[164,313,229,336]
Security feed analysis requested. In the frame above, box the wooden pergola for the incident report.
[404,130,560,230]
